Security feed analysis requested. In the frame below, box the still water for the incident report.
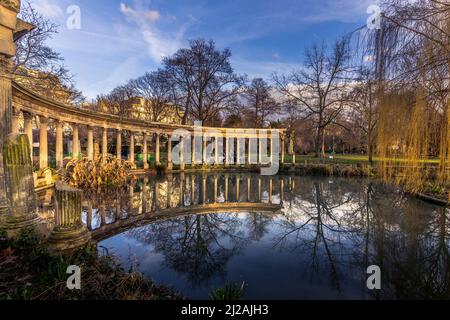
[39,173,450,299]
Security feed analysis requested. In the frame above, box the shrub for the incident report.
[63,155,133,190]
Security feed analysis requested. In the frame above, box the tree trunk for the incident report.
[315,127,324,158]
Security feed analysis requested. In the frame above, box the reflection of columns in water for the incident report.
[236,176,240,203]
[142,177,148,213]
[115,202,121,221]
[154,180,160,210]
[214,176,218,202]
[225,175,229,202]
[100,203,106,226]
[202,175,206,204]
[86,204,92,231]
[180,173,185,206]
[247,176,251,202]
[166,176,171,208]
[269,178,273,204]
[258,176,262,201]
[191,175,195,205]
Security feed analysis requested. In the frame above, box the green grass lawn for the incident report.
[285,154,440,165]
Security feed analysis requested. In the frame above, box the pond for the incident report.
[38,173,450,299]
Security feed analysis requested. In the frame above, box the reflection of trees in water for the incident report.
[277,177,450,299]
[275,180,357,294]
[126,213,250,286]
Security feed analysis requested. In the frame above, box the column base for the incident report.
[47,226,91,252]
[0,211,42,233]
[180,163,185,171]
[167,162,173,170]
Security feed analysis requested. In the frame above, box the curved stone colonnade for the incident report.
[11,82,295,172]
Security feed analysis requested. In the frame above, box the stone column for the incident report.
[1,134,40,232]
[236,138,242,165]
[248,137,253,164]
[55,120,63,169]
[116,129,122,160]
[87,125,94,161]
[214,136,219,165]
[39,116,48,169]
[23,112,33,161]
[0,0,21,213]
[269,135,273,164]
[281,135,285,164]
[48,182,91,251]
[155,133,160,165]
[167,135,173,170]
[143,132,148,169]
[11,107,19,133]
[191,135,196,166]
[72,124,79,159]
[202,135,207,165]
[225,137,230,166]
[102,127,108,162]
[129,133,134,164]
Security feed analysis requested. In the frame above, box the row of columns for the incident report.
[9,108,296,170]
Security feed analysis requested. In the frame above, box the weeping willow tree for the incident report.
[360,0,450,200]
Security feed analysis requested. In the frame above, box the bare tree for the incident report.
[273,39,353,157]
[129,70,173,122]
[350,68,378,164]
[242,78,280,127]
[163,39,245,125]
[96,83,135,118]
[14,1,83,104]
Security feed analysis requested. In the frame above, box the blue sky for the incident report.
[28,0,375,99]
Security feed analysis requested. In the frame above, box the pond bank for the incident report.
[0,228,183,300]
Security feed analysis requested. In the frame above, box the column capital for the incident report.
[39,116,48,124]
[22,111,33,120]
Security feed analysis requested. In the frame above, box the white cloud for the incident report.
[31,0,63,18]
[119,0,187,62]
